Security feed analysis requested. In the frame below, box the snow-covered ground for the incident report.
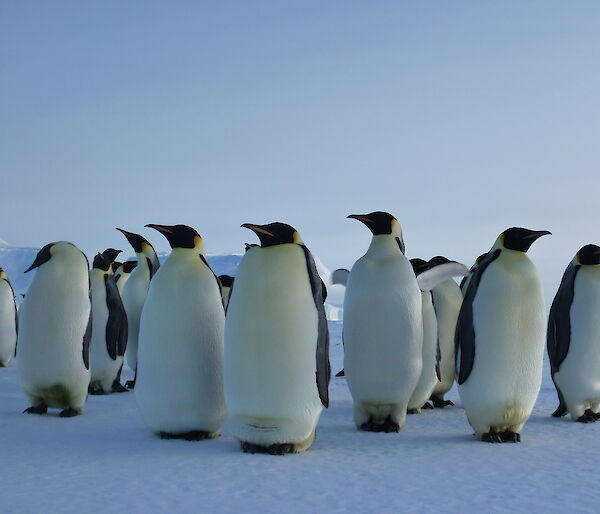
[0,321,597,514]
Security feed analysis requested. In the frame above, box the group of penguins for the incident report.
[0,212,599,454]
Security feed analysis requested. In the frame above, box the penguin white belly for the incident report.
[554,269,600,419]
[431,279,462,397]
[408,291,439,411]
[225,246,322,446]
[136,257,226,435]
[122,268,149,372]
[116,274,130,296]
[0,281,17,367]
[343,257,422,427]
[459,261,545,435]
[89,273,122,392]
[18,271,90,410]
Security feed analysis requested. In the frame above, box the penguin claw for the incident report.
[360,416,400,433]
[500,431,521,443]
[159,430,215,441]
[481,431,503,443]
[59,408,80,418]
[240,441,295,455]
[23,405,48,415]
[421,402,434,410]
[430,396,454,408]
[577,409,597,423]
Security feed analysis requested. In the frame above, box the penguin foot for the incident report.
[59,408,80,418]
[23,404,48,415]
[335,369,345,377]
[481,431,503,443]
[430,396,454,408]
[594,412,600,421]
[88,383,106,395]
[360,416,400,433]
[240,441,295,455]
[407,408,419,415]
[159,430,216,441]
[125,380,136,389]
[577,409,597,423]
[421,402,434,410]
[111,382,129,393]
[551,405,568,417]
[500,431,521,443]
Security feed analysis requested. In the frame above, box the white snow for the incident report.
[0,321,596,513]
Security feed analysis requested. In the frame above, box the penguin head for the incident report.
[92,252,112,271]
[101,248,122,264]
[218,274,234,287]
[428,255,459,267]
[409,258,430,275]
[241,222,303,247]
[24,241,83,273]
[121,261,137,273]
[499,227,551,253]
[0,268,6,280]
[145,224,204,252]
[577,244,600,266]
[347,211,405,253]
[116,228,154,255]
[111,261,122,274]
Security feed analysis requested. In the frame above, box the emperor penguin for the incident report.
[548,244,600,422]
[136,224,226,440]
[456,227,550,442]
[116,228,160,388]
[89,250,129,394]
[225,222,330,454]
[218,275,234,310]
[0,268,17,367]
[343,211,422,432]
[114,261,137,295]
[331,268,350,287]
[17,242,91,417]
[428,255,464,408]
[407,259,439,413]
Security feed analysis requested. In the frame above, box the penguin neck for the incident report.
[367,234,404,259]
[91,268,108,278]
[166,246,205,263]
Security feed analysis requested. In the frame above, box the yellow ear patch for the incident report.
[194,235,202,247]
[391,218,400,233]
[293,232,303,244]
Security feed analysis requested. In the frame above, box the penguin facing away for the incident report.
[0,268,18,367]
[548,244,600,422]
[136,224,226,440]
[116,228,160,388]
[225,222,330,454]
[343,211,422,433]
[89,250,129,394]
[114,261,137,295]
[17,242,91,417]
[456,227,550,442]
[218,275,234,310]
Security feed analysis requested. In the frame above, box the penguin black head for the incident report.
[410,258,430,275]
[145,224,201,250]
[347,211,398,236]
[24,243,55,273]
[577,244,600,266]
[500,227,551,253]
[93,252,112,271]
[218,274,234,287]
[101,248,122,264]
[428,255,458,267]
[116,228,153,254]
[241,222,302,247]
[122,261,137,273]
[111,261,122,273]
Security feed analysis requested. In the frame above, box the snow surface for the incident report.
[1,321,598,513]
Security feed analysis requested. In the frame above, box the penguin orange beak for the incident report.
[241,223,275,238]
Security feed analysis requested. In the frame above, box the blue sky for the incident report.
[1,2,599,295]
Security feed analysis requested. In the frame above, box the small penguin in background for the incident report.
[114,261,137,295]
[18,242,91,417]
[136,224,226,440]
[89,250,129,394]
[101,248,122,272]
[460,253,488,294]
[218,275,234,310]
[331,268,350,287]
[427,255,464,408]
[548,244,600,422]
[407,259,438,413]
[116,228,160,388]
[111,261,122,275]
[343,211,422,433]
[0,268,17,367]
[456,227,550,442]
[225,222,330,454]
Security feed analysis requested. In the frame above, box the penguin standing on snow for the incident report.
[343,211,422,432]
[0,268,17,367]
[17,242,91,416]
[114,261,137,295]
[548,244,600,422]
[116,228,160,388]
[456,227,550,442]
[136,224,226,440]
[225,222,330,454]
[218,275,234,310]
[89,250,129,394]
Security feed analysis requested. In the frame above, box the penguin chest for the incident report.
[0,281,17,354]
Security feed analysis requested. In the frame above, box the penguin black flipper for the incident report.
[82,312,92,370]
[199,255,224,307]
[455,249,501,385]
[301,245,330,408]
[104,274,128,359]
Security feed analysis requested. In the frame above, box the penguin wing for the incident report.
[200,255,224,308]
[301,245,331,408]
[417,262,469,291]
[547,262,579,374]
[105,274,128,359]
[455,249,501,385]
[82,311,92,370]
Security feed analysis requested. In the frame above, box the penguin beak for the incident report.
[347,214,374,225]
[25,243,54,273]
[241,223,275,238]
[145,224,175,236]
[523,230,552,241]
[116,228,146,253]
